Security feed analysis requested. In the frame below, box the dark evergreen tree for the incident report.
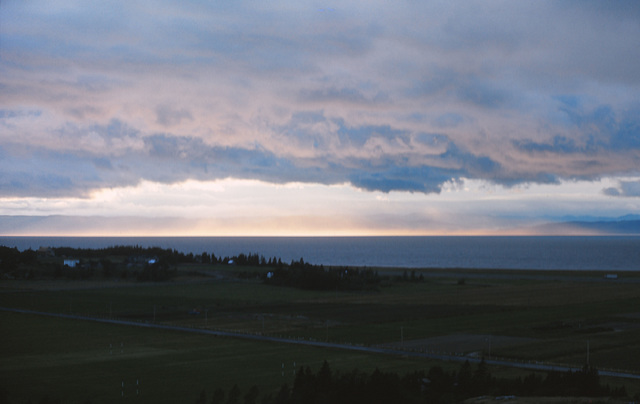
[196,389,207,404]
[272,384,290,404]
[457,360,473,396]
[211,388,225,404]
[227,384,241,404]
[201,252,211,264]
[472,358,492,395]
[291,366,315,403]
[243,386,259,404]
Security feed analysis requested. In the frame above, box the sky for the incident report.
[1,1,639,236]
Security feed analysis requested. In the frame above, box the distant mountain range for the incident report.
[533,215,640,235]
[557,214,640,223]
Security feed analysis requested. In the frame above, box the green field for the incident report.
[2,266,640,403]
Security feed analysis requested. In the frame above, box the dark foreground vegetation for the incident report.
[192,361,628,404]
[5,361,629,404]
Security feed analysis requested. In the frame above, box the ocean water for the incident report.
[1,236,639,271]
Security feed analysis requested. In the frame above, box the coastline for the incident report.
[2,235,639,271]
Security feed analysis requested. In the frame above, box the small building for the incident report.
[64,259,80,268]
[37,247,54,257]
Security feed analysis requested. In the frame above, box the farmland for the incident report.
[1,254,640,403]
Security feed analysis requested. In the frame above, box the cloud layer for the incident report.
[1,1,639,231]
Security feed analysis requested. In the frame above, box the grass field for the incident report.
[2,266,640,403]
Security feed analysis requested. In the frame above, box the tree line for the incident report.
[193,360,630,404]
[0,245,287,282]
[1,245,391,290]
[1,245,456,290]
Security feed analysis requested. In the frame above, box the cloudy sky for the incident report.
[1,1,639,236]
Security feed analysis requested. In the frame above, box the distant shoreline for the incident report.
[1,235,639,271]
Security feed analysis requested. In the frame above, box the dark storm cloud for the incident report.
[0,111,511,197]
[0,144,117,197]
[513,136,584,155]
[515,103,640,155]
[1,1,640,199]
[349,165,458,194]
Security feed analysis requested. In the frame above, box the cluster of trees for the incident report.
[0,246,37,271]
[426,360,627,401]
[0,245,291,282]
[227,252,283,267]
[53,245,206,265]
[2,361,630,404]
[194,361,629,404]
[1,245,386,290]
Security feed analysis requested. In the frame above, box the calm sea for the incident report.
[1,236,638,271]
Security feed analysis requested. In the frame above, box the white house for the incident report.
[63,259,80,268]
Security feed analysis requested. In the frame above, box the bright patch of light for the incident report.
[0,176,638,236]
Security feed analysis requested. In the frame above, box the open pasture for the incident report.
[0,310,448,403]
[2,267,640,402]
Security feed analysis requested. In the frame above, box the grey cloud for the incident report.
[413,133,449,148]
[0,146,106,198]
[335,121,410,148]
[432,113,465,128]
[65,105,103,120]
[455,80,515,110]
[0,108,630,199]
[0,115,502,197]
[514,103,640,166]
[513,136,583,155]
[409,69,459,98]
[95,119,140,139]
[92,157,113,170]
[604,180,640,198]
[155,105,193,127]
[436,2,531,53]
[0,109,42,119]
[277,112,410,153]
[409,70,517,110]
[3,1,640,200]
[603,187,621,197]
[347,160,463,194]
[298,87,389,105]
[140,133,333,186]
[0,171,74,197]
[275,113,508,193]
